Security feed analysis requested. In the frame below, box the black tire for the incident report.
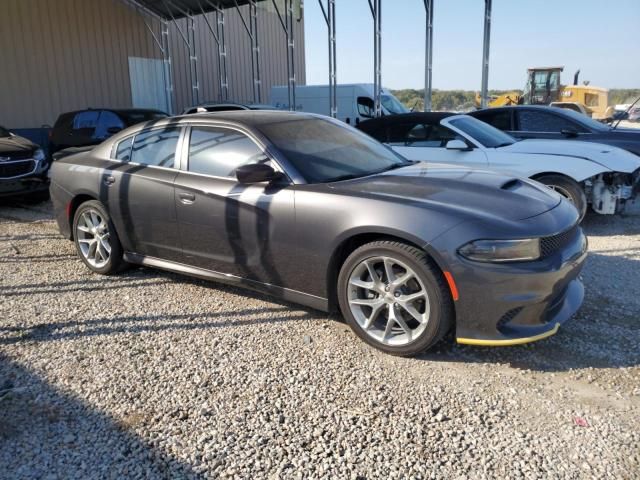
[535,174,587,222]
[337,241,454,356]
[72,200,125,275]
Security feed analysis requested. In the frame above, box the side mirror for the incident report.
[107,126,123,135]
[236,163,282,184]
[560,128,578,137]
[446,139,470,151]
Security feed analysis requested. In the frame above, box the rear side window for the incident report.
[73,111,100,130]
[130,127,181,168]
[517,110,585,133]
[188,127,264,178]
[95,111,125,139]
[114,136,134,161]
[475,111,511,131]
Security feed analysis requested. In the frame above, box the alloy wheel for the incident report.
[547,184,575,204]
[347,256,431,346]
[76,209,111,268]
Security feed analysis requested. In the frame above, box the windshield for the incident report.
[381,95,410,114]
[0,126,10,137]
[257,117,413,183]
[555,108,609,132]
[448,116,517,148]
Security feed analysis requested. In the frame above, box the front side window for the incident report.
[357,97,375,118]
[386,122,456,147]
[517,111,583,133]
[130,127,181,168]
[257,117,412,183]
[0,126,10,137]
[188,127,265,178]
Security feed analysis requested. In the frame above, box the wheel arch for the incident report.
[325,229,449,313]
[67,193,99,240]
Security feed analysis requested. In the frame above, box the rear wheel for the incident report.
[337,241,454,356]
[73,200,124,275]
[535,174,587,221]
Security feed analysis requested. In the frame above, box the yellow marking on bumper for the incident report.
[456,323,560,346]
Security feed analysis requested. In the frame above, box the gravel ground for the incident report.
[1,200,638,479]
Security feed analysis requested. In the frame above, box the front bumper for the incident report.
[430,204,587,346]
[0,175,49,197]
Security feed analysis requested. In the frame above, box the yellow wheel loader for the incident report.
[476,67,613,120]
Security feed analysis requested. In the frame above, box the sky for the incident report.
[304,0,640,91]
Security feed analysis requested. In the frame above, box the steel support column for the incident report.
[319,0,336,117]
[200,0,229,101]
[273,0,297,111]
[423,0,434,112]
[480,0,492,108]
[165,1,200,107]
[142,16,175,114]
[235,0,261,103]
[368,0,382,117]
[216,5,229,101]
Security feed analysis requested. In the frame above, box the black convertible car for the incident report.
[0,126,49,201]
[469,106,640,156]
[49,111,587,356]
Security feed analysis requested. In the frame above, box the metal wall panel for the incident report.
[0,0,305,128]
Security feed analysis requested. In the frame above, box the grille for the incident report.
[540,225,579,258]
[0,150,34,161]
[0,160,36,179]
[497,307,523,330]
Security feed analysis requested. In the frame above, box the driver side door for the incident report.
[387,121,488,168]
[174,125,296,287]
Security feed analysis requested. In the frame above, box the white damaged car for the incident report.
[358,113,640,219]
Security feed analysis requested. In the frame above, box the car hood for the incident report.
[500,139,640,173]
[0,134,38,155]
[329,163,561,221]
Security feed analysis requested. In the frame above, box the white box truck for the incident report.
[270,83,409,125]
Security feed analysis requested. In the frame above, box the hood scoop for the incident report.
[500,178,522,191]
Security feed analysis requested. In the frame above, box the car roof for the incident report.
[57,108,167,117]
[358,112,455,131]
[470,105,575,115]
[106,110,323,142]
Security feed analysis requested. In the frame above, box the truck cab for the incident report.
[270,83,409,125]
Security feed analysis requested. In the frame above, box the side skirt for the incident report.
[123,252,329,312]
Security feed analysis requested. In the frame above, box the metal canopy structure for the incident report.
[130,0,263,19]
[127,0,495,118]
[126,0,300,112]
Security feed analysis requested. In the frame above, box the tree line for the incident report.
[392,88,640,112]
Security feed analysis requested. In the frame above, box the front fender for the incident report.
[490,151,611,182]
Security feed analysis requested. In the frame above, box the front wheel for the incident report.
[73,200,125,275]
[337,241,454,356]
[535,174,587,222]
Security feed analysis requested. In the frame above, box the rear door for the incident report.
[105,126,184,262]
[174,125,295,285]
[514,109,589,140]
[387,121,489,168]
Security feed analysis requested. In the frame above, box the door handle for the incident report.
[103,175,115,185]
[179,192,196,204]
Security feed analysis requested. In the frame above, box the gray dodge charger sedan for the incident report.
[49,111,587,356]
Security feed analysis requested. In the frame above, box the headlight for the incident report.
[33,148,45,161]
[458,238,541,263]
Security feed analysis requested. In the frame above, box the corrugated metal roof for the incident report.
[127,0,266,19]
